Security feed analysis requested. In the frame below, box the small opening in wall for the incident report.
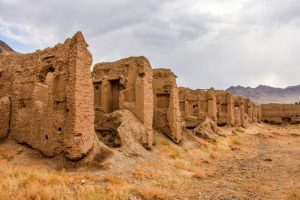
[45,135,48,140]
[58,127,62,132]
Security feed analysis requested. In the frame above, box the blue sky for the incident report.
[1,0,300,89]
[0,34,31,52]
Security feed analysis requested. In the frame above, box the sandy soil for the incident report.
[189,124,300,200]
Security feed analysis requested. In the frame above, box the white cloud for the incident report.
[0,0,300,89]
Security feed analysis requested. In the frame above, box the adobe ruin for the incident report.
[215,90,234,126]
[92,57,153,149]
[153,68,182,143]
[232,96,245,127]
[261,103,300,124]
[178,87,218,129]
[253,105,262,123]
[178,87,202,129]
[0,32,95,160]
[200,89,218,122]
[243,98,254,124]
[0,31,282,164]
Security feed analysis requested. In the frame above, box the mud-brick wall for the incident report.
[0,32,95,160]
[153,68,182,143]
[232,96,245,127]
[92,57,153,148]
[216,91,234,126]
[178,87,203,128]
[261,103,300,124]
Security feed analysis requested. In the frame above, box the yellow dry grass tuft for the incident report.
[0,159,115,200]
[169,148,180,159]
[231,137,241,145]
[136,186,169,200]
[174,160,191,171]
[236,127,245,133]
[193,168,207,179]
[289,187,300,200]
[104,175,128,185]
[209,151,218,159]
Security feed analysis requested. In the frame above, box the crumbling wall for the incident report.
[261,104,300,124]
[233,96,245,127]
[0,97,10,139]
[153,68,182,143]
[0,32,95,160]
[178,87,203,129]
[178,87,218,129]
[216,91,234,126]
[198,89,217,122]
[92,57,153,149]
[243,98,254,124]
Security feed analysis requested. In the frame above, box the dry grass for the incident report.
[236,127,245,133]
[160,140,170,146]
[193,168,207,179]
[209,151,218,159]
[174,160,191,171]
[199,145,209,153]
[289,188,300,200]
[136,186,169,200]
[104,175,128,185]
[133,165,161,181]
[271,131,282,136]
[231,137,241,145]
[0,159,115,200]
[169,148,180,159]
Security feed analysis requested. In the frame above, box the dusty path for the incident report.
[194,126,300,200]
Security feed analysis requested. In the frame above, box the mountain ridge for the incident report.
[0,40,14,54]
[227,84,300,104]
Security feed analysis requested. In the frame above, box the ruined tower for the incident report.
[0,32,95,160]
[153,68,182,143]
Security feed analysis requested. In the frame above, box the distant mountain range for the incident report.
[0,40,14,54]
[227,85,300,104]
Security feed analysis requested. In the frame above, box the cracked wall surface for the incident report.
[0,32,95,160]
[153,68,182,143]
[92,56,153,149]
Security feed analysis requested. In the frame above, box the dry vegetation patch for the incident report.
[193,168,207,179]
[135,186,169,200]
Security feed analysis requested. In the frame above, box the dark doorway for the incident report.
[109,79,120,112]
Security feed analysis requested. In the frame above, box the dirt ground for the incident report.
[189,124,300,200]
[0,123,299,200]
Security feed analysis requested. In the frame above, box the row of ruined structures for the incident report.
[0,32,299,161]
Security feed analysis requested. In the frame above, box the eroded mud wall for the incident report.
[0,32,95,160]
[92,56,153,148]
[216,91,234,126]
[261,104,300,124]
[153,68,182,143]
